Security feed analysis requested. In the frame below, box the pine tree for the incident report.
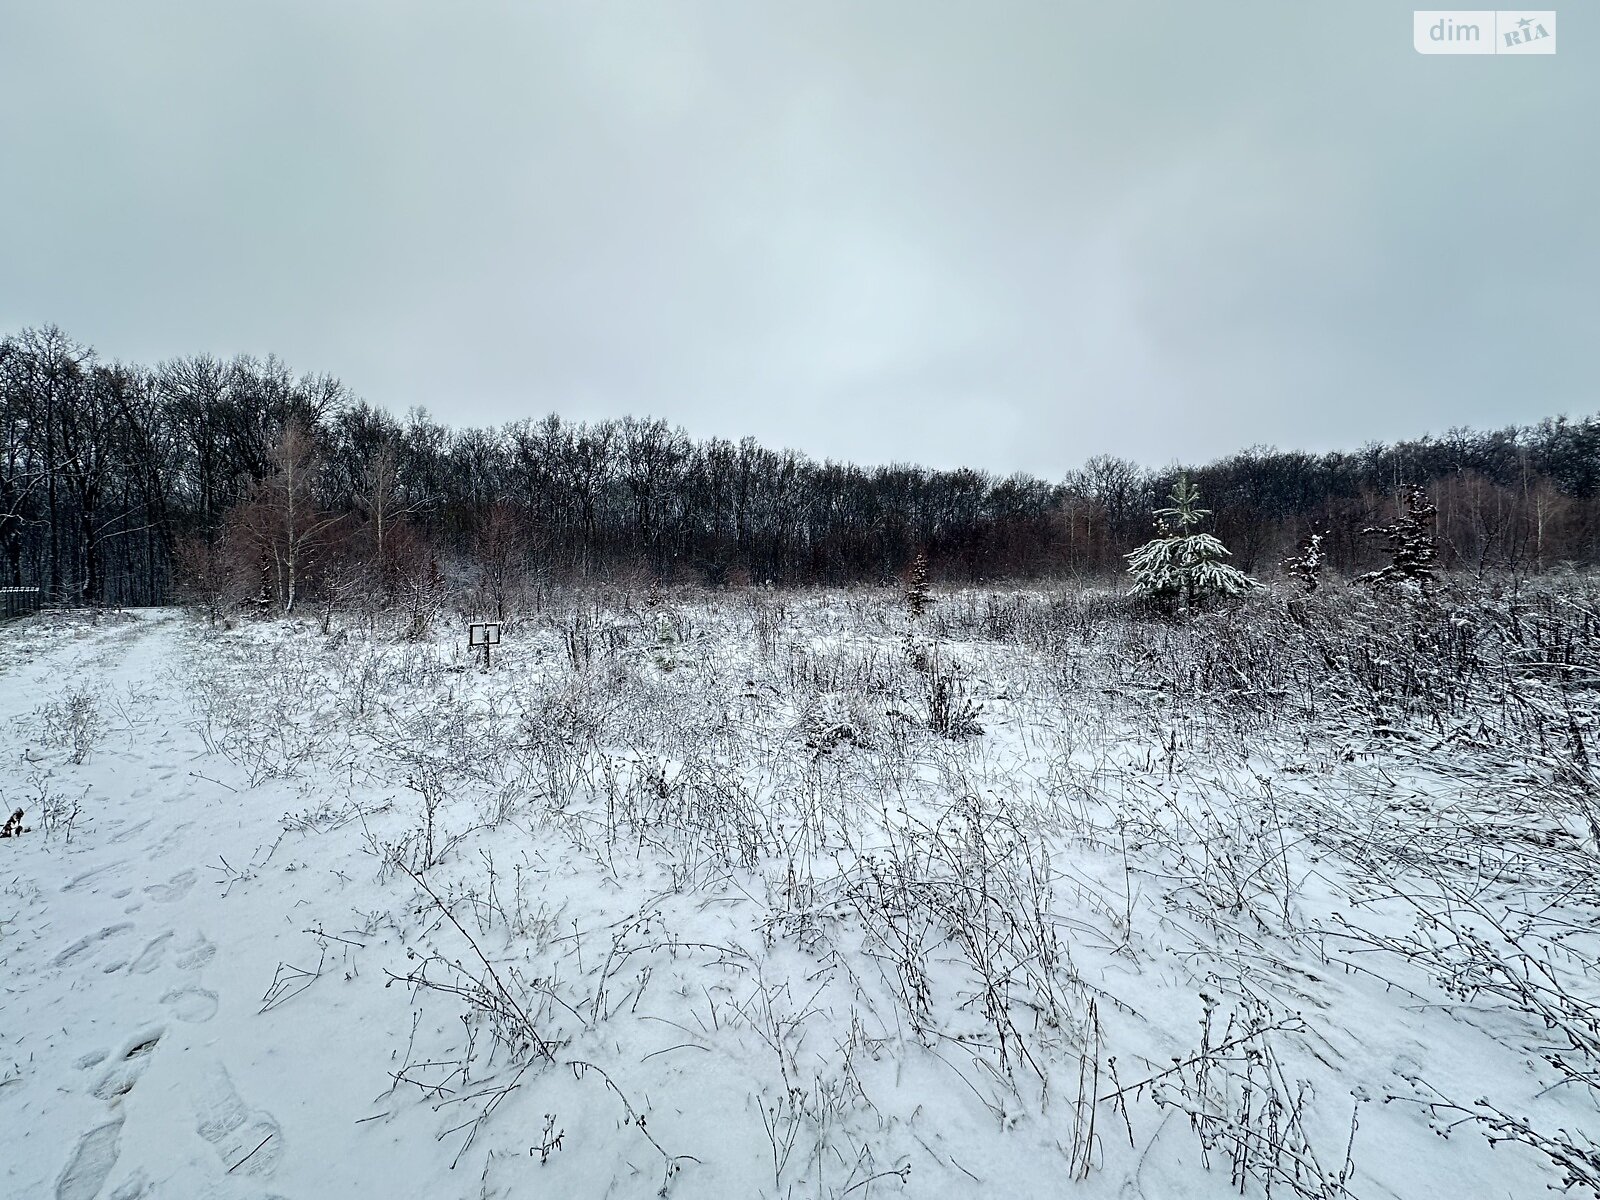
[652,610,679,673]
[1360,485,1438,589]
[905,552,931,619]
[1282,531,1325,594]
[1126,476,1258,611]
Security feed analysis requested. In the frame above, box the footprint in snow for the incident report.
[144,869,196,904]
[53,923,134,968]
[55,1115,123,1200]
[92,1027,164,1102]
[128,932,173,975]
[61,862,128,894]
[175,933,216,970]
[193,1062,283,1179]
[194,1184,291,1200]
[107,1171,151,1200]
[161,986,219,1024]
[108,817,153,845]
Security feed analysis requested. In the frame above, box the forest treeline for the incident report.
[3,324,1599,608]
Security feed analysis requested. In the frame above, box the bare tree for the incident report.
[353,438,423,591]
[472,500,528,622]
[5,327,90,599]
[232,422,343,613]
[171,530,238,627]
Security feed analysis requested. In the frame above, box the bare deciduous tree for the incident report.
[232,423,343,613]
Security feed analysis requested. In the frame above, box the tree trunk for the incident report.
[81,508,99,603]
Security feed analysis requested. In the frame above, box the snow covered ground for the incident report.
[2,587,1596,1199]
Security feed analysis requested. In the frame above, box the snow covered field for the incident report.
[2,585,1597,1199]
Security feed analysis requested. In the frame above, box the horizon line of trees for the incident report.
[4,324,1600,610]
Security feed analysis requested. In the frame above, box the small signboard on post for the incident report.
[468,621,502,670]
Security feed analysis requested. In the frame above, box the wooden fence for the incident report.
[0,588,41,620]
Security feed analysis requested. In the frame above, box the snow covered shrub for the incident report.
[397,555,448,641]
[900,631,931,673]
[925,651,983,739]
[798,690,874,754]
[36,689,101,764]
[1127,476,1259,612]
[746,592,785,659]
[1099,577,1554,729]
[534,1114,565,1165]
[845,789,1070,1072]
[4,765,88,843]
[86,575,1600,1196]
[1120,772,1300,930]
[513,679,608,804]
[171,531,239,628]
[963,592,1028,642]
[557,606,619,673]
[183,633,339,785]
[786,642,890,696]
[1387,1087,1600,1197]
[1108,994,1358,1199]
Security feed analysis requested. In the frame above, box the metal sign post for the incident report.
[468,621,502,670]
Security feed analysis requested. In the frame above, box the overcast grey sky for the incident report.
[1,2,1594,476]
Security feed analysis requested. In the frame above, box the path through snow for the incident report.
[0,613,429,1199]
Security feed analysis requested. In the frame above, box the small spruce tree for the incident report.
[905,552,932,619]
[1126,476,1258,611]
[1360,485,1438,589]
[1282,530,1325,594]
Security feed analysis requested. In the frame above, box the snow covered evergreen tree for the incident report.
[1360,484,1438,589]
[905,552,931,619]
[1126,476,1258,611]
[1282,531,1325,594]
